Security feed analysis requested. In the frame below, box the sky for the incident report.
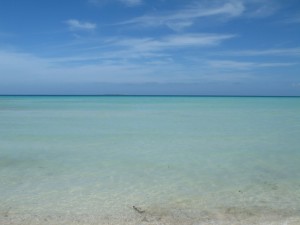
[0,0,300,95]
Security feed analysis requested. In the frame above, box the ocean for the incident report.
[1,96,300,224]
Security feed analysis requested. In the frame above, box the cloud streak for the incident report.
[88,0,142,7]
[217,48,300,57]
[120,0,245,30]
[207,60,297,70]
[109,33,236,53]
[283,15,300,24]
[119,0,142,7]
[115,0,282,31]
[243,0,280,18]
[65,19,97,31]
[0,49,207,86]
[39,33,235,69]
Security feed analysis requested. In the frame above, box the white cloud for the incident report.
[88,0,104,5]
[207,60,297,70]
[119,0,142,7]
[88,0,142,7]
[0,50,54,83]
[117,0,281,31]
[119,0,245,30]
[1,51,221,88]
[292,82,300,88]
[165,21,194,32]
[110,33,236,52]
[65,19,97,31]
[44,33,234,67]
[218,48,300,56]
[283,15,300,24]
[0,50,161,84]
[208,60,255,70]
[243,0,280,18]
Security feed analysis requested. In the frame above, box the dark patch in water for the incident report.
[0,157,41,169]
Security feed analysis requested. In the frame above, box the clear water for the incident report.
[1,96,300,224]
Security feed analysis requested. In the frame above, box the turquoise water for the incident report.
[1,96,300,224]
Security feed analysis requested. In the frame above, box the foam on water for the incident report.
[1,96,300,224]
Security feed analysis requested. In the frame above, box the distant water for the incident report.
[1,96,300,225]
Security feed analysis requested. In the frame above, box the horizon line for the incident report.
[0,94,300,97]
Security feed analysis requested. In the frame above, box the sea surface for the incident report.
[0,96,300,225]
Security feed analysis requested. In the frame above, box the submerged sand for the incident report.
[1,206,300,225]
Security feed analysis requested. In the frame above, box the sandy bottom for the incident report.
[1,206,300,225]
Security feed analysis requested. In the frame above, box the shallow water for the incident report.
[1,96,300,224]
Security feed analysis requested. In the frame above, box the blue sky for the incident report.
[0,0,300,95]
